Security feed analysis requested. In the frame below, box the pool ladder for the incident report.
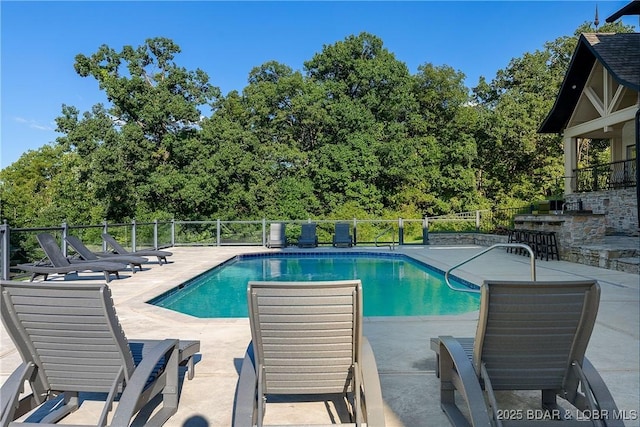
[444,243,537,293]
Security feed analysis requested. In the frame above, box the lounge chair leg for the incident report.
[39,392,79,423]
[542,389,556,407]
[159,345,180,413]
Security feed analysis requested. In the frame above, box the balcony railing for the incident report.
[574,158,637,193]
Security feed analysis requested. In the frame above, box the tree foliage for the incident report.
[3,24,633,227]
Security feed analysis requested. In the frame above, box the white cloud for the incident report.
[13,117,54,132]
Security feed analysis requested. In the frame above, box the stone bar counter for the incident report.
[514,212,606,258]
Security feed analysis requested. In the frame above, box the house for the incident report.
[531,1,639,272]
[539,13,639,236]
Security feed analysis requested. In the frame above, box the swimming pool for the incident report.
[149,252,480,318]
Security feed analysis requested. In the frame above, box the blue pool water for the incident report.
[149,253,480,318]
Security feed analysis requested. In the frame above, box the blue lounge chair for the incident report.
[297,223,318,248]
[332,222,353,247]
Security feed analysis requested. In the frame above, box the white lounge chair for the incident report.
[0,280,200,426]
[233,280,385,427]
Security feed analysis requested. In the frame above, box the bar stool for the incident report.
[521,230,536,257]
[547,231,559,260]
[527,230,542,258]
[537,231,559,261]
[515,229,526,255]
[507,229,516,253]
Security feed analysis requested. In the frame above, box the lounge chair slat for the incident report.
[15,305,106,316]
[256,295,355,305]
[259,328,353,337]
[258,313,355,323]
[10,295,104,307]
[40,356,126,366]
[258,321,353,330]
[253,286,356,297]
[256,304,355,315]
[21,321,113,331]
[265,358,353,367]
[262,335,353,345]
[16,314,115,324]
[26,329,114,338]
[265,362,354,372]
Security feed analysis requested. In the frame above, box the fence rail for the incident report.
[0,208,531,280]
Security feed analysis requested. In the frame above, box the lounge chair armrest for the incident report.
[360,336,385,427]
[439,336,492,427]
[1,361,36,423]
[111,339,179,425]
[233,342,258,427]
[581,358,625,427]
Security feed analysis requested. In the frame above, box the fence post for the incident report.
[398,218,404,246]
[262,219,267,247]
[216,219,221,247]
[103,220,108,252]
[423,217,430,245]
[476,210,481,232]
[1,221,10,280]
[154,219,159,249]
[132,220,137,252]
[352,218,357,246]
[61,222,68,257]
[171,219,176,247]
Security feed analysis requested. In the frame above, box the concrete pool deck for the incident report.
[1,245,639,426]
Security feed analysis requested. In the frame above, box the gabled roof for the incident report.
[539,32,640,133]
[606,0,640,22]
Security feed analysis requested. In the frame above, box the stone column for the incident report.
[564,136,577,195]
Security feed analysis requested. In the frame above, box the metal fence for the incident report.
[1,209,530,280]
[574,158,637,192]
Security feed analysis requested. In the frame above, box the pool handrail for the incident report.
[374,226,395,250]
[445,243,536,293]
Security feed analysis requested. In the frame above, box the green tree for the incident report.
[63,37,219,220]
[303,33,418,214]
[410,64,482,213]
[473,21,634,205]
[0,145,102,227]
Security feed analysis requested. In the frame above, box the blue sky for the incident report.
[1,1,636,169]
